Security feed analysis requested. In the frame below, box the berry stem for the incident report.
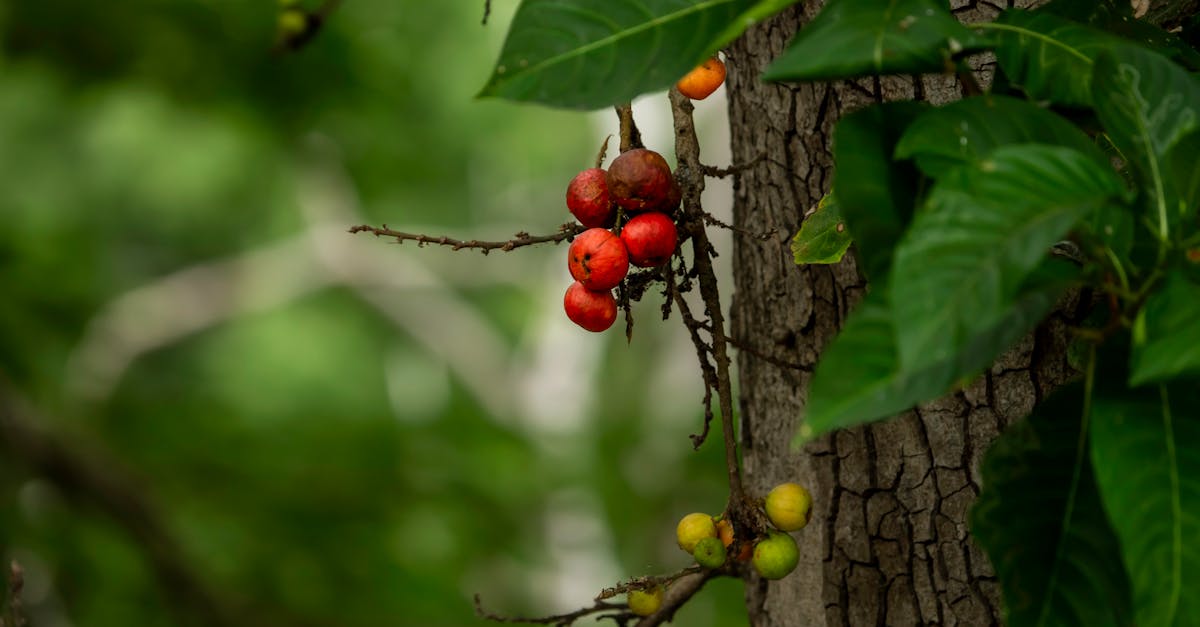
[348,222,584,253]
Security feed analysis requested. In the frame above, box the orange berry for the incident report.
[676,56,726,100]
[715,518,734,548]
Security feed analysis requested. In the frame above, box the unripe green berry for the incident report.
[628,585,663,617]
[752,531,799,580]
[693,536,726,569]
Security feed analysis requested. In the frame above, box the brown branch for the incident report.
[615,104,643,153]
[4,561,24,627]
[634,571,717,627]
[700,152,766,179]
[669,89,748,518]
[665,262,718,450]
[702,212,777,241]
[474,594,626,626]
[348,222,584,253]
[594,566,705,601]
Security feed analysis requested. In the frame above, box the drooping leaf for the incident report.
[1090,380,1200,627]
[792,195,853,264]
[1131,272,1200,386]
[972,382,1133,627]
[712,0,805,50]
[831,101,927,280]
[1165,130,1200,232]
[762,0,988,82]
[479,0,757,110]
[1093,45,1200,241]
[799,258,1076,442]
[890,145,1125,371]
[1041,0,1200,70]
[895,95,1108,178]
[986,9,1121,107]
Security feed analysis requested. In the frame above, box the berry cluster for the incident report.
[563,148,681,332]
[625,482,813,616]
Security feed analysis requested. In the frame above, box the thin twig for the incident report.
[348,222,584,253]
[5,561,23,627]
[475,594,625,626]
[702,212,777,241]
[665,262,718,449]
[481,0,492,25]
[669,89,748,522]
[700,152,766,178]
[615,104,643,153]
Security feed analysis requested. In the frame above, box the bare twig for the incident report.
[615,104,643,153]
[348,222,584,253]
[594,135,612,169]
[482,0,492,25]
[5,561,24,627]
[594,566,705,601]
[474,595,625,626]
[669,89,747,516]
[702,212,777,241]
[665,262,718,449]
[700,152,766,179]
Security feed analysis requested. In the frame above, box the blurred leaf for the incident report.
[791,195,852,264]
[1041,0,1200,70]
[1131,272,1200,386]
[764,0,988,81]
[1090,379,1200,627]
[479,0,756,109]
[989,9,1121,107]
[895,95,1107,178]
[712,0,804,49]
[1093,45,1200,241]
[831,101,927,280]
[890,145,1123,371]
[972,382,1133,627]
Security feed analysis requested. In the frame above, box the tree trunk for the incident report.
[725,3,1082,624]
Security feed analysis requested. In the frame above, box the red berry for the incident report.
[566,168,615,228]
[606,148,681,213]
[620,212,677,267]
[564,281,617,332]
[568,228,629,291]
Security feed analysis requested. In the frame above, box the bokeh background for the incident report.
[0,1,747,625]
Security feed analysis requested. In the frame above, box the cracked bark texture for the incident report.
[724,1,1081,625]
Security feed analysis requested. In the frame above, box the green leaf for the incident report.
[972,382,1133,627]
[1093,45,1200,241]
[1041,0,1200,70]
[895,95,1108,178]
[791,195,853,264]
[1090,380,1200,627]
[479,0,755,110]
[832,101,927,280]
[890,145,1125,371]
[985,10,1121,107]
[762,0,988,82]
[712,0,805,50]
[799,258,1076,441]
[1131,272,1200,386]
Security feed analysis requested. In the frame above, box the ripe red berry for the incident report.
[620,212,677,267]
[606,148,681,212]
[566,168,615,228]
[568,228,630,291]
[564,281,617,332]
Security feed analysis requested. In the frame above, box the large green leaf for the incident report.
[984,10,1122,107]
[831,101,927,280]
[972,382,1133,627]
[1131,272,1200,386]
[1041,0,1200,70]
[791,194,853,264]
[1093,45,1200,242]
[799,259,1076,442]
[762,0,988,82]
[712,0,806,50]
[895,95,1108,178]
[890,145,1124,371]
[1090,380,1200,627]
[479,0,759,109]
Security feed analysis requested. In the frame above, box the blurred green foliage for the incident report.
[0,1,746,625]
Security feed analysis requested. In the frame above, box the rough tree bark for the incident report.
[724,2,1083,624]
